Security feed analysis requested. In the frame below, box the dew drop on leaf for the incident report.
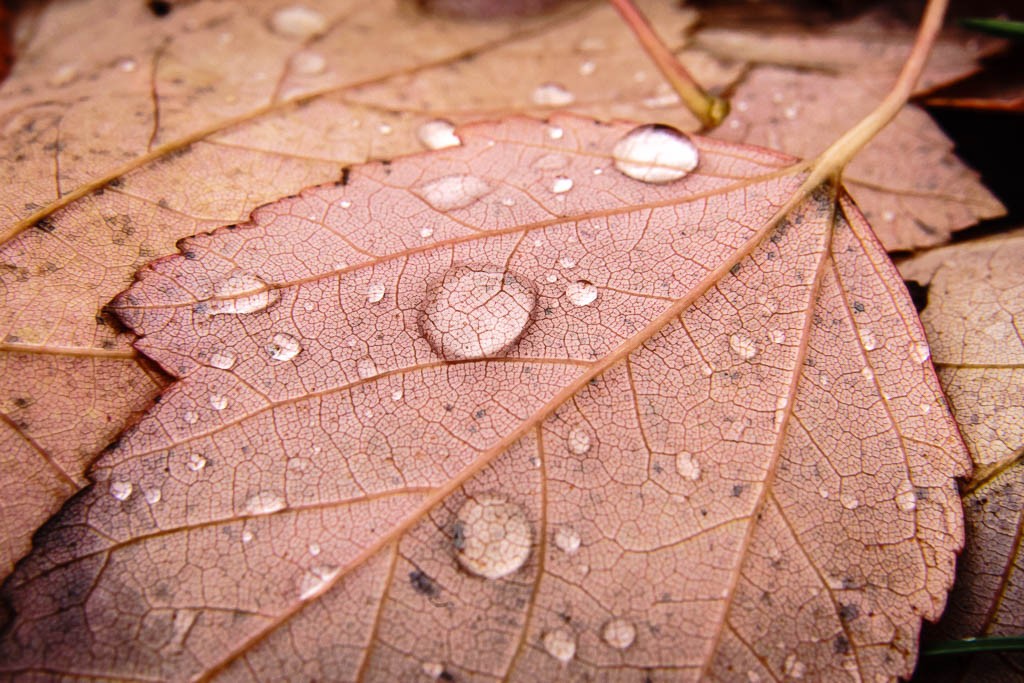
[547,125,564,140]
[841,493,860,510]
[268,5,327,40]
[783,654,807,679]
[601,618,637,650]
[551,176,574,194]
[895,487,917,512]
[676,451,701,481]
[729,333,758,360]
[542,628,576,663]
[612,124,699,184]
[415,175,491,211]
[356,357,379,379]
[909,340,931,363]
[298,564,340,601]
[210,394,228,410]
[531,82,575,106]
[419,226,434,238]
[554,527,581,554]
[567,427,592,455]
[558,256,576,269]
[266,332,301,362]
[859,328,879,351]
[421,661,445,679]
[453,494,532,580]
[244,492,286,516]
[366,283,386,304]
[186,453,207,472]
[110,480,132,501]
[416,119,461,150]
[209,350,237,370]
[290,50,326,75]
[241,530,254,544]
[144,487,161,505]
[565,280,597,307]
[207,271,279,315]
[421,265,537,360]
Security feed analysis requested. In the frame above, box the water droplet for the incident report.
[919,402,931,415]
[882,210,896,222]
[771,330,786,344]
[500,197,516,207]
[339,200,352,209]
[208,271,279,315]
[861,366,874,382]
[453,494,532,580]
[579,60,597,76]
[543,628,576,663]
[554,527,581,554]
[116,57,138,72]
[110,480,133,501]
[422,662,445,679]
[859,329,878,351]
[49,63,79,87]
[419,226,434,238]
[565,280,598,307]
[269,5,327,40]
[551,176,574,194]
[612,124,699,184]
[377,123,393,135]
[183,410,199,425]
[244,492,286,515]
[308,542,321,556]
[421,265,537,360]
[910,341,931,364]
[729,333,758,360]
[392,389,404,401]
[531,82,575,106]
[416,175,491,211]
[241,530,254,543]
[209,350,237,370]
[676,451,701,481]
[298,564,340,600]
[366,283,386,304]
[818,487,830,499]
[546,273,558,284]
[144,487,161,505]
[417,119,461,150]
[290,50,326,75]
[896,487,917,511]
[783,105,799,120]
[210,394,228,410]
[266,332,301,362]
[559,256,576,269]
[841,493,860,510]
[186,453,207,472]
[547,125,564,140]
[356,357,378,379]
[567,427,591,455]
[783,654,806,679]
[602,618,636,650]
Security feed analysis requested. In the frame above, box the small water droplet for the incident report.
[339,200,352,209]
[859,329,879,351]
[919,402,931,415]
[543,629,576,663]
[558,256,576,269]
[183,410,199,425]
[554,527,581,554]
[547,125,564,140]
[841,493,860,510]
[244,492,286,515]
[291,50,326,75]
[421,265,537,360]
[565,280,597,307]
[818,487,830,499]
[453,494,532,580]
[308,542,321,556]
[422,662,445,679]
[771,330,786,344]
[417,119,461,150]
[241,530,254,543]
[546,273,558,284]
[861,366,874,382]
[500,197,516,207]
[729,333,758,360]
[186,453,207,472]
[208,271,279,315]
[567,427,592,455]
[415,175,491,211]
[366,283,386,304]
[110,480,133,501]
[909,341,931,364]
[896,487,917,511]
[882,210,896,222]
[269,5,327,40]
[551,176,574,194]
[783,105,799,120]
[676,452,701,481]
[419,226,435,238]
[377,123,393,135]
[210,394,228,410]
[783,654,806,679]
[116,57,138,72]
[298,564,340,600]
[593,167,603,175]
[602,618,636,650]
[532,82,575,106]
[209,350,237,370]
[579,60,597,76]
[356,357,379,379]
[612,124,699,184]
[144,487,161,505]
[49,63,79,87]
[266,332,302,362]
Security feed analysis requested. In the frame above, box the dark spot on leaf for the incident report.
[839,603,859,622]
[834,634,851,655]
[452,521,465,550]
[731,484,744,497]
[338,167,351,186]
[409,569,438,597]
[147,1,172,17]
[108,176,123,188]
[34,217,55,233]
[12,397,29,409]
[730,263,741,275]
[852,301,865,313]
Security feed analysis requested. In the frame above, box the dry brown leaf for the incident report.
[0,116,968,682]
[0,0,717,580]
[696,12,1005,251]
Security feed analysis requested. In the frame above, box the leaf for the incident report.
[898,232,1024,682]
[695,11,1006,251]
[0,116,969,682]
[0,0,714,580]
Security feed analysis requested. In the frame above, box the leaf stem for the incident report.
[607,0,729,129]
[923,635,1024,656]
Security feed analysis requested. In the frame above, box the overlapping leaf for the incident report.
[0,116,968,682]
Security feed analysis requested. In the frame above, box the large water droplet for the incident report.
[144,487,162,505]
[210,394,229,410]
[565,280,598,307]
[612,124,699,183]
[244,492,286,515]
[895,486,917,511]
[266,332,301,362]
[207,271,279,315]
[532,82,575,106]
[417,119,461,150]
[859,329,879,351]
[554,527,581,554]
[269,5,327,40]
[209,350,237,370]
[453,494,532,580]
[415,175,491,211]
[729,333,758,360]
[542,628,576,663]
[676,451,701,481]
[602,618,636,650]
[551,176,574,194]
[421,265,537,360]
[567,427,592,455]
[110,480,133,501]
[298,564,340,600]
